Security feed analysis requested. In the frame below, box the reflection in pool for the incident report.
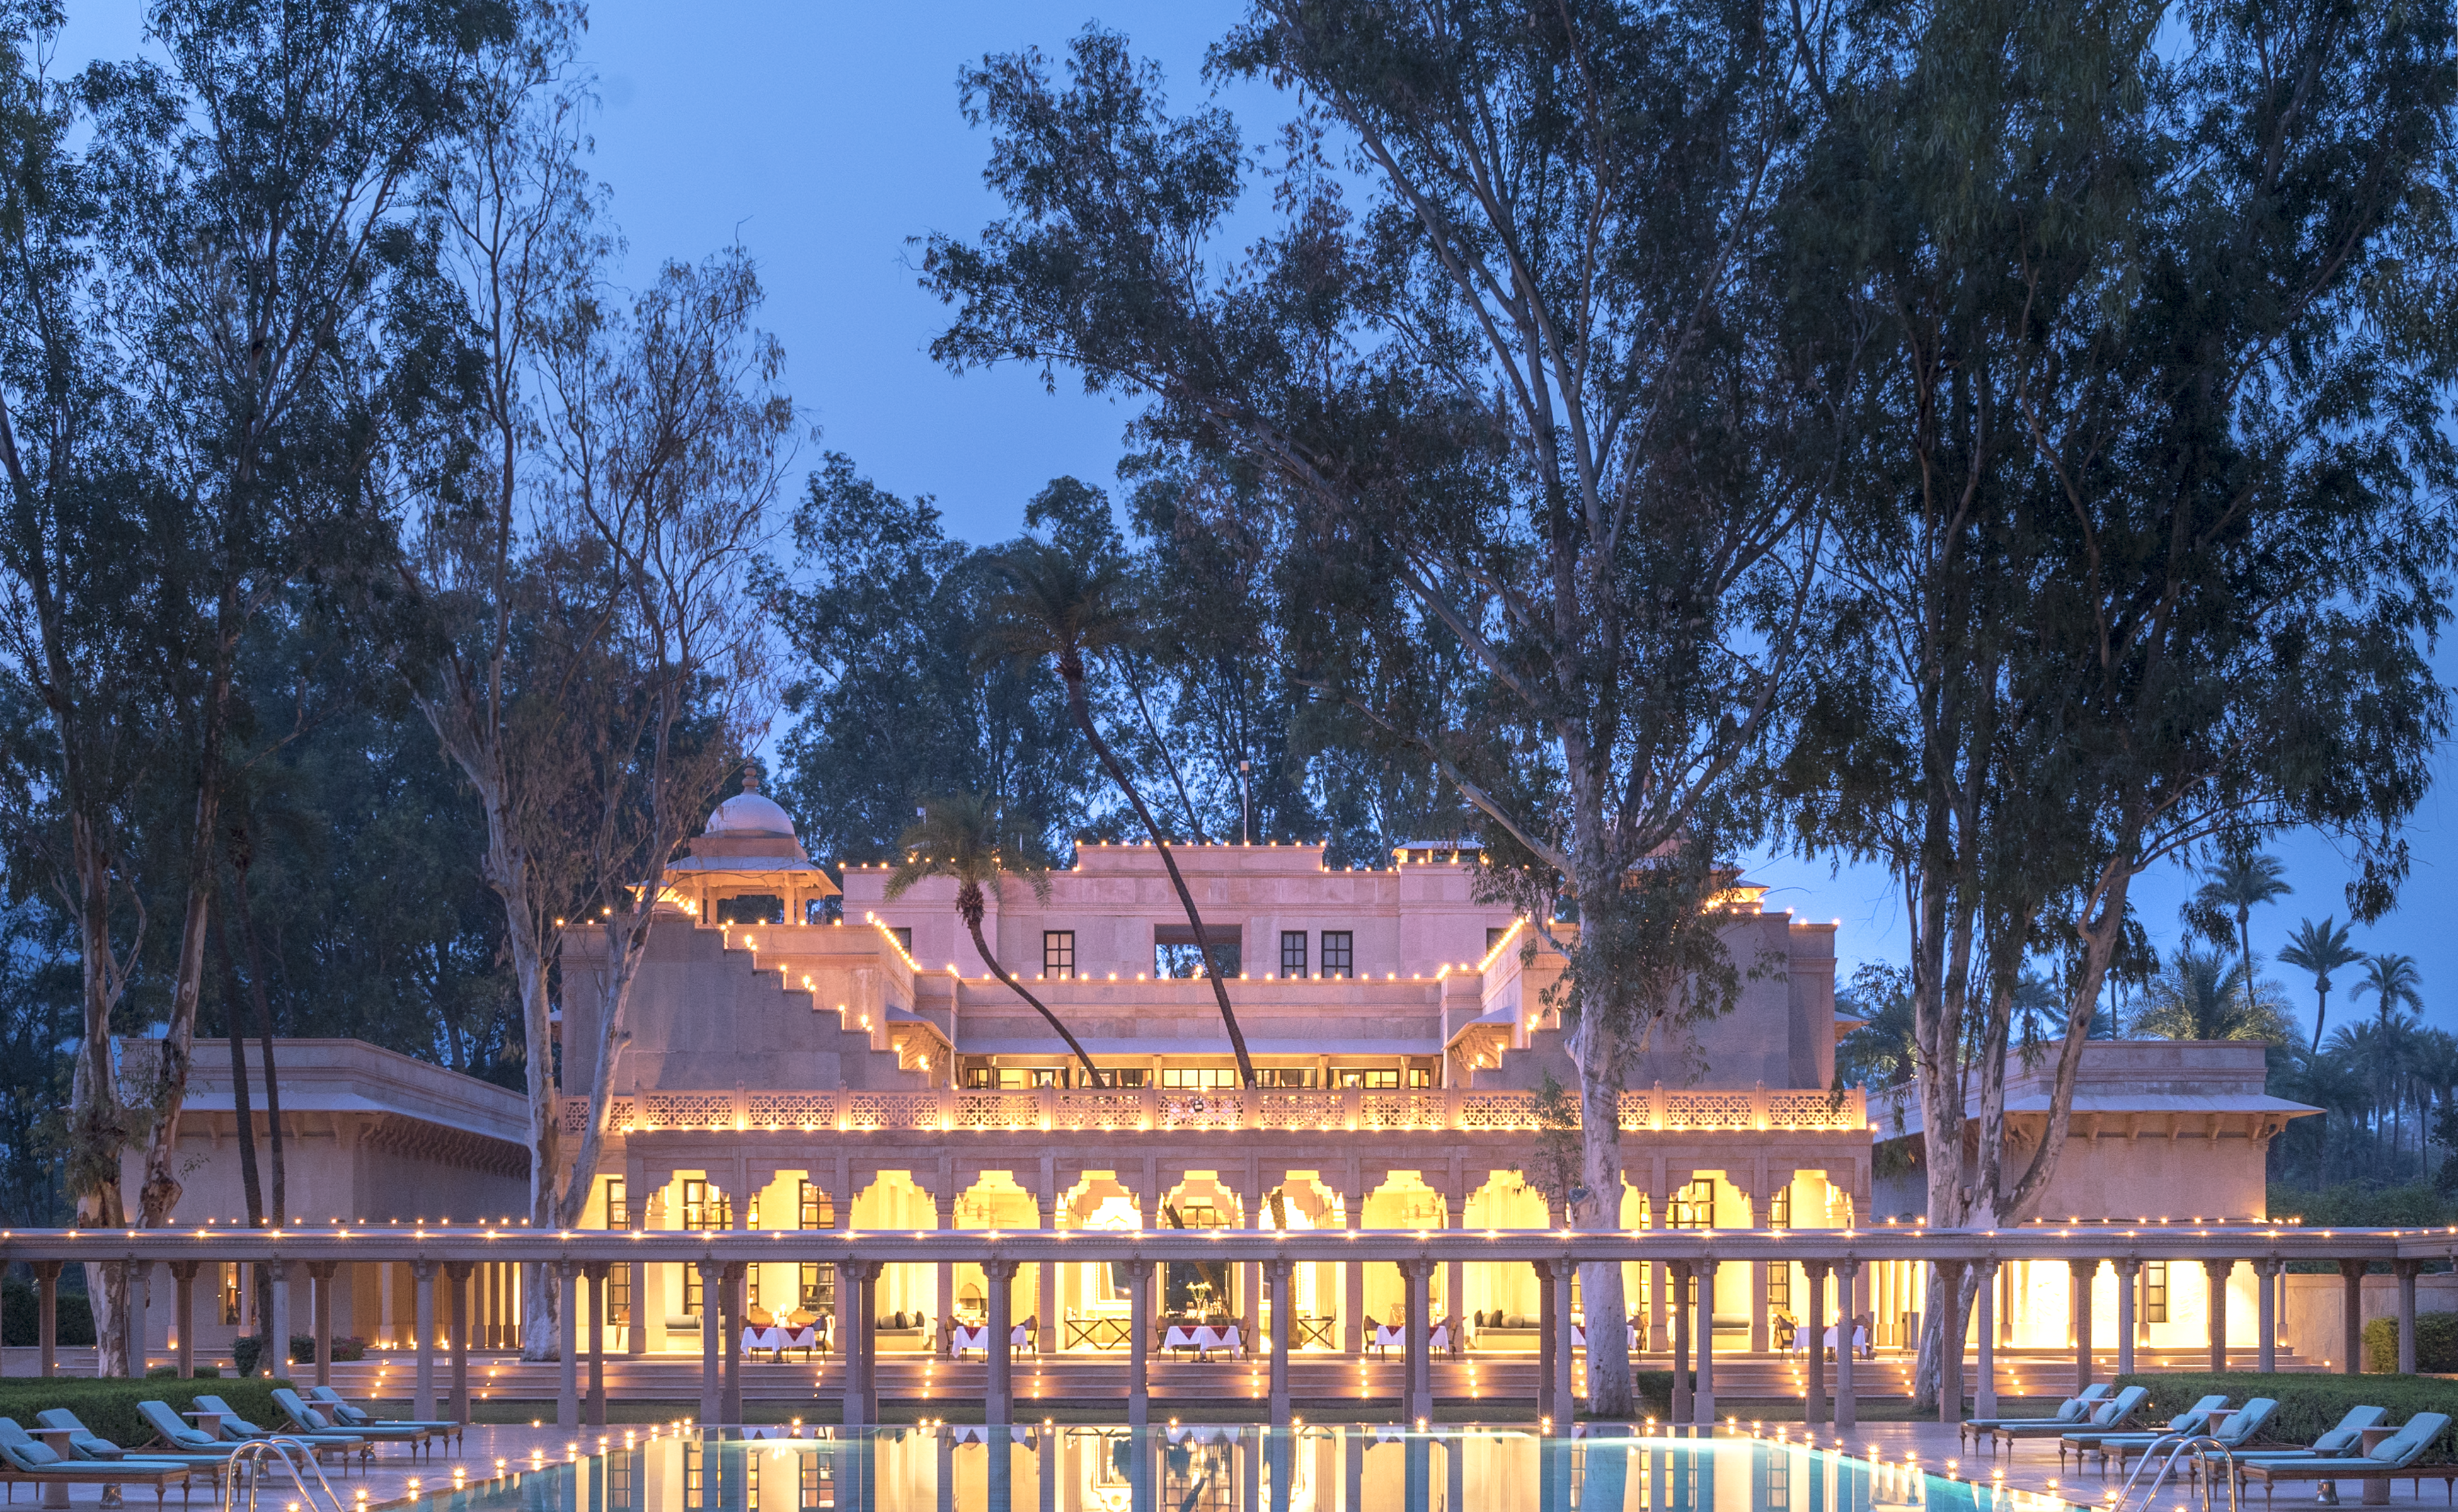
[391,1428,2080,1512]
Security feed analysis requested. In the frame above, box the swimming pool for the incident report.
[359,1428,2080,1512]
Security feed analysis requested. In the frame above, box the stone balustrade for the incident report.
[559,1083,1867,1136]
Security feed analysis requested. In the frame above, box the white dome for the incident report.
[705,770,796,837]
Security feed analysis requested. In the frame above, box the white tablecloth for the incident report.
[1367,1322,1454,1354]
[740,1324,824,1354]
[1570,1324,1639,1349]
[1161,1324,1242,1357]
[948,1323,1033,1356]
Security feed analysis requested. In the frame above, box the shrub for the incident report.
[0,1378,287,1450]
[231,1335,263,1378]
[1,1275,98,1347]
[2115,1372,2458,1464]
[2364,1312,2458,1373]
[287,1334,366,1364]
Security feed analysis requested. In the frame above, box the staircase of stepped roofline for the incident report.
[701,924,921,1087]
[318,1346,2319,1406]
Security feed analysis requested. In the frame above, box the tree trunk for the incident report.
[1571,1014,1632,1417]
[966,912,1104,1085]
[1060,664,1257,1086]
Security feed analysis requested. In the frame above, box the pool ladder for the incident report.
[221,1438,348,1512]
[2109,1434,2239,1512]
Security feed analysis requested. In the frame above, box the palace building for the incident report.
[125,774,2325,1379]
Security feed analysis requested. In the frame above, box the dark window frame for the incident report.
[1043,930,1076,978]
[1280,931,1308,978]
[1321,931,1354,978]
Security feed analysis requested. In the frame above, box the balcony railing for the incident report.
[561,1083,1864,1136]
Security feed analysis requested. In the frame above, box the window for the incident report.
[682,1264,704,1319]
[1767,1186,1791,1228]
[607,1263,631,1327]
[1408,1065,1432,1088]
[1043,931,1076,978]
[798,1262,834,1315]
[604,1178,628,1229]
[1255,1067,1314,1087]
[1321,931,1353,978]
[680,1178,730,1232]
[798,1180,833,1230]
[1668,1177,1715,1230]
[1108,1067,1151,1088]
[1767,1261,1791,1311]
[1280,931,1308,978]
[967,1065,1060,1088]
[890,927,912,955]
[2144,1261,2168,1324]
[1488,926,1509,953]
[1160,1067,1241,1089]
[221,1264,241,1326]
[1334,1067,1399,1089]
[1156,925,1241,978]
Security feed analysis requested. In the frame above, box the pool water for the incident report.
[379,1429,2081,1512]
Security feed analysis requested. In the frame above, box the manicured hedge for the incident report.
[1,1276,96,1346]
[2114,1372,2458,1464]
[0,1377,288,1451]
[2363,1312,2458,1373]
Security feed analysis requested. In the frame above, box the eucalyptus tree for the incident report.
[1774,0,2455,1405]
[925,1,1838,1415]
[2278,917,2363,1053]
[887,793,1103,1085]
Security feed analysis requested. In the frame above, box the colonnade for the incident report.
[2,1226,2438,1436]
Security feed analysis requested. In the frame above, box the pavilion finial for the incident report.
[742,762,761,794]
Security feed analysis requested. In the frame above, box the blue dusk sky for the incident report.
[54,1,2458,1041]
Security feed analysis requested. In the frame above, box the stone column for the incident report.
[1692,1258,1718,1426]
[1126,1257,1154,1429]
[842,1259,882,1429]
[1402,1257,1433,1421]
[33,1261,57,1378]
[169,1261,199,1380]
[2253,1259,2277,1374]
[2069,1258,2096,1395]
[696,1259,723,1425]
[558,1258,580,1430]
[2338,1259,2365,1373]
[1241,1187,1264,1354]
[1441,1193,1464,1354]
[985,1256,1018,1426]
[1668,1260,1692,1423]
[1342,1187,1366,1358]
[1834,1259,1859,1434]
[1933,1260,1965,1424]
[934,1194,957,1355]
[413,1260,436,1419]
[1535,1260,1557,1426]
[1648,1261,1668,1352]
[2203,1258,2232,1375]
[2113,1259,2140,1378]
[1037,1197,1059,1356]
[446,1261,473,1424]
[1803,1259,1829,1428]
[2396,1259,2424,1375]
[1266,1256,1295,1426]
[723,1262,747,1426]
[309,1261,337,1386]
[268,1259,292,1378]
[1549,1258,1575,1424]
[1974,1260,1998,1419]
[1747,1205,1771,1353]
[585,1263,611,1426]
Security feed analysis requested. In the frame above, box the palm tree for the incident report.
[2190,849,2291,1012]
[2277,917,2364,1053]
[988,541,1259,1087]
[2132,947,2297,1043]
[886,793,1105,1087]
[2354,952,2425,1029]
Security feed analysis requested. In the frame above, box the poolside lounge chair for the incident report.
[1961,1383,2113,1451]
[0,1419,193,1508]
[135,1402,230,1456]
[271,1391,431,1458]
[32,1411,233,1474]
[303,1387,462,1451]
[2215,1406,2387,1467]
[2139,1398,2278,1478]
[1996,1386,2149,1457]
[2055,1392,2220,1471]
[189,1396,366,1470]
[2238,1414,2457,1509]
